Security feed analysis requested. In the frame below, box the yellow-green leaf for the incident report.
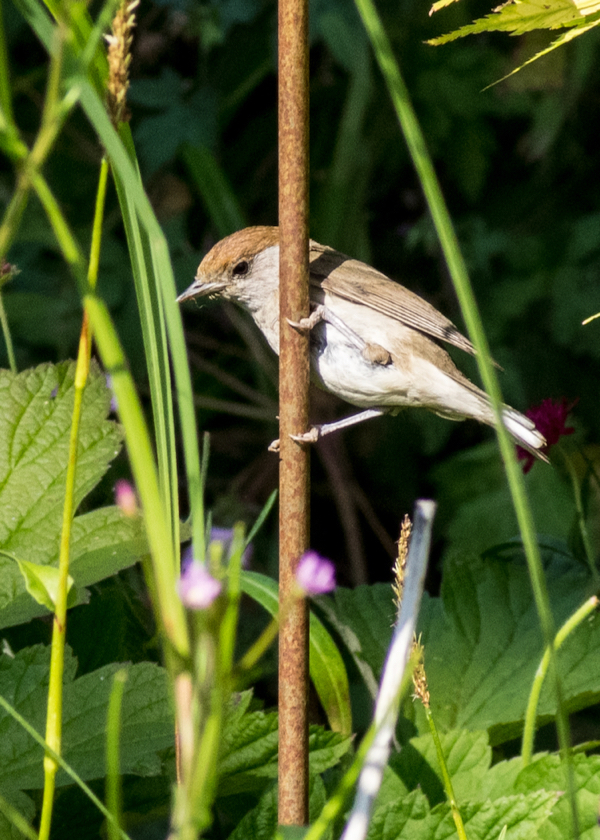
[15,559,75,612]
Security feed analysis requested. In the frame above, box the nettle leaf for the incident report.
[382,730,599,839]
[0,645,172,791]
[368,788,558,840]
[418,552,600,742]
[0,361,146,629]
[517,753,600,838]
[226,774,328,840]
[217,692,352,796]
[323,551,599,744]
[388,729,492,807]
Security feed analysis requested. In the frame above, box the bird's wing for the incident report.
[308,240,476,357]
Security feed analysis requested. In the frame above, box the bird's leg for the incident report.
[266,408,387,451]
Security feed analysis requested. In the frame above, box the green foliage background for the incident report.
[4,0,600,583]
[3,0,600,833]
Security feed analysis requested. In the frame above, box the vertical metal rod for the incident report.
[278,0,310,826]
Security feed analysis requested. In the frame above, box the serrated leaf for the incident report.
[418,552,600,742]
[368,788,557,840]
[516,753,600,839]
[226,775,329,840]
[0,645,172,791]
[489,19,600,86]
[218,693,351,796]
[366,789,430,840]
[0,361,121,562]
[0,362,144,629]
[388,730,492,807]
[68,506,147,586]
[324,552,600,743]
[428,0,584,45]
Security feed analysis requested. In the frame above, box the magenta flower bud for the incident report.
[177,560,222,610]
[114,479,138,517]
[295,550,336,595]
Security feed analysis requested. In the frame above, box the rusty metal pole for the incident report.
[278,0,310,827]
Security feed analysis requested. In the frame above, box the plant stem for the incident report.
[425,706,468,840]
[522,595,599,766]
[39,318,91,840]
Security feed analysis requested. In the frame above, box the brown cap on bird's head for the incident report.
[177,226,280,303]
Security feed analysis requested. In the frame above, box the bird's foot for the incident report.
[290,426,322,444]
[286,305,325,332]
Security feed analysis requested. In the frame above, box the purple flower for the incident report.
[177,559,222,610]
[114,479,138,517]
[295,551,336,595]
[517,397,577,473]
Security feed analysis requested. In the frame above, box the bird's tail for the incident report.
[501,406,548,461]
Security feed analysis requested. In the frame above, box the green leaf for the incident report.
[388,729,492,807]
[218,690,351,796]
[428,0,585,45]
[0,361,144,629]
[431,442,576,557]
[369,788,558,840]
[0,361,120,559]
[323,551,600,744]
[14,557,75,611]
[68,506,147,587]
[0,645,172,791]
[226,775,329,840]
[241,571,353,735]
[490,20,600,86]
[517,753,600,838]
[418,551,600,742]
[316,583,396,700]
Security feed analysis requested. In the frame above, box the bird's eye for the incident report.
[232,260,249,277]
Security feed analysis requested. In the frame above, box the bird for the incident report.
[177,225,546,460]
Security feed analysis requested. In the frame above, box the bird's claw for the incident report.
[268,425,322,452]
[290,426,321,444]
[286,305,325,332]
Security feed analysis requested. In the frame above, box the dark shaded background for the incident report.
[4,0,600,589]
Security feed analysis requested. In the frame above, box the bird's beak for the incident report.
[176,278,228,303]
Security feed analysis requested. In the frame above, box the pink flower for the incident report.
[114,479,138,517]
[177,559,222,610]
[295,551,336,595]
[517,397,577,473]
